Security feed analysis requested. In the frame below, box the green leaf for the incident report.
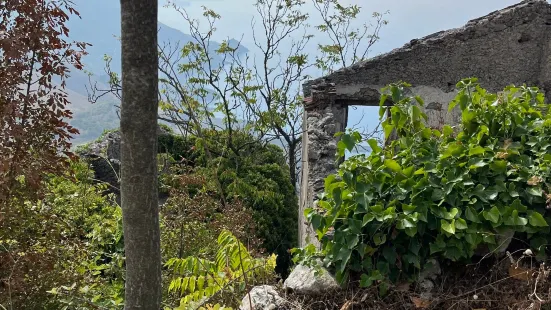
[469,146,485,156]
[443,125,453,137]
[504,210,528,226]
[455,218,468,230]
[405,227,417,237]
[528,212,548,227]
[383,247,397,264]
[383,123,395,140]
[527,187,543,197]
[362,214,375,226]
[310,214,323,231]
[341,134,355,152]
[373,233,387,246]
[490,160,507,173]
[465,207,481,223]
[483,207,500,224]
[349,218,362,234]
[384,159,402,173]
[368,139,382,153]
[360,273,373,287]
[441,219,456,234]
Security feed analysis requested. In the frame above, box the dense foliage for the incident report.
[300,79,551,292]
[159,130,298,276]
[1,161,124,309]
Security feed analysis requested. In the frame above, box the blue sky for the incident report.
[157,0,525,132]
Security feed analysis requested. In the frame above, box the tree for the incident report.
[0,0,87,205]
[119,0,161,308]
[89,0,387,192]
[156,0,387,190]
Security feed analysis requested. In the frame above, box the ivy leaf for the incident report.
[465,207,481,223]
[528,212,548,227]
[405,227,417,237]
[504,210,528,226]
[483,207,500,224]
[349,218,362,234]
[527,187,543,197]
[373,233,387,246]
[402,204,416,215]
[490,160,507,173]
[441,219,456,234]
[455,218,468,230]
[362,214,375,226]
[469,159,487,169]
[346,234,359,249]
[360,273,373,288]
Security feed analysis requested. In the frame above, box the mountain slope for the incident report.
[65,0,248,144]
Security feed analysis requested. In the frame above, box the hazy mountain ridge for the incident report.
[65,0,248,144]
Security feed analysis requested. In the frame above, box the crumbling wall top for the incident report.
[304,0,551,98]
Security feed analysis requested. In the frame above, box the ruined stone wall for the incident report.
[299,0,551,247]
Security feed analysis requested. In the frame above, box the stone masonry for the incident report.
[299,0,551,247]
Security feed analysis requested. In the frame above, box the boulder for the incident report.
[283,264,340,295]
[239,285,285,310]
[417,259,441,299]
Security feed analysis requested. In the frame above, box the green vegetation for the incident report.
[166,230,276,310]
[1,161,124,309]
[159,130,298,277]
[298,79,551,292]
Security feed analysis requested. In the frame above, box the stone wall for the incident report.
[299,0,551,247]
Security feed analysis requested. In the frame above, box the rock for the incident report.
[418,279,435,300]
[417,259,441,299]
[283,264,340,295]
[495,229,515,253]
[76,124,174,205]
[475,228,515,256]
[106,131,121,162]
[239,285,284,310]
[419,259,441,282]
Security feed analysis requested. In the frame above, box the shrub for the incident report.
[301,78,551,291]
[1,161,124,309]
[160,129,298,276]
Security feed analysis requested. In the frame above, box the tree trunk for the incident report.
[120,0,161,308]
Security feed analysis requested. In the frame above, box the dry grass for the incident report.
[274,250,551,310]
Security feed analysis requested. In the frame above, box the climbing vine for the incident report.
[301,78,551,293]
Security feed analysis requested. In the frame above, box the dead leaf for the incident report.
[527,176,543,186]
[395,282,411,292]
[508,264,533,281]
[411,296,431,308]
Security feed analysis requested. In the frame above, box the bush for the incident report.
[160,129,298,276]
[1,161,124,309]
[302,78,551,291]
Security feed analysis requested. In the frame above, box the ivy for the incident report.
[302,78,551,288]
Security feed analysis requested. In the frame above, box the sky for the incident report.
[157,0,524,132]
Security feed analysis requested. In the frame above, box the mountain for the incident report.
[64,0,248,144]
